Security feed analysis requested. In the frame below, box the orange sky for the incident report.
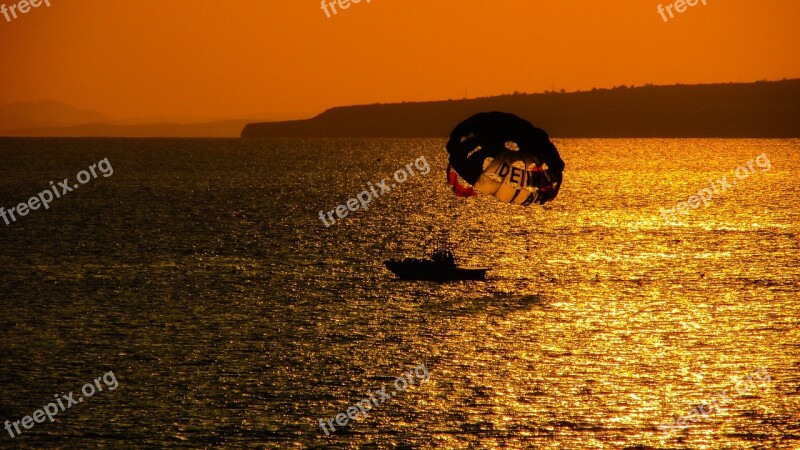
[1,0,799,121]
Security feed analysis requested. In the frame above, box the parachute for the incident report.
[446,112,564,206]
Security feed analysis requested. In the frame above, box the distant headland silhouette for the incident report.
[242,79,800,138]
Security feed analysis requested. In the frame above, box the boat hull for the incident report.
[384,259,489,281]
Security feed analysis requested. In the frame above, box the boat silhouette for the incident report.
[384,241,490,281]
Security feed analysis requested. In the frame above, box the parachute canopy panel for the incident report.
[445,112,565,206]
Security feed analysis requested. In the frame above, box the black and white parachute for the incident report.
[446,112,564,206]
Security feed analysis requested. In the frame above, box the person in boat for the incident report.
[431,249,456,266]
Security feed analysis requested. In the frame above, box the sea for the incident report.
[0,138,798,449]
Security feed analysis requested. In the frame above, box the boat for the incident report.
[384,242,490,281]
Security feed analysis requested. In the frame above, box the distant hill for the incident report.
[0,101,310,137]
[10,120,253,138]
[242,79,800,138]
[0,101,111,134]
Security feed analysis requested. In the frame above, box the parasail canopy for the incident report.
[446,112,565,206]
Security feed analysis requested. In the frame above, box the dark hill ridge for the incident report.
[241,79,800,138]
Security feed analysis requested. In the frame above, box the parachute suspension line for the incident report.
[442,168,474,254]
[442,111,565,263]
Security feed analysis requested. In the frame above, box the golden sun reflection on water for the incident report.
[343,139,799,448]
[0,138,796,448]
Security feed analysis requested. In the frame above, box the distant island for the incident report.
[0,101,308,138]
[242,79,800,138]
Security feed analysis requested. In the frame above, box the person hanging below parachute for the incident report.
[446,112,565,206]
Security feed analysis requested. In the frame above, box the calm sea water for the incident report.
[0,138,798,449]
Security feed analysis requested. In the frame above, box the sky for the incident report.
[1,0,799,122]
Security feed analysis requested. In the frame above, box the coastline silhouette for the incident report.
[243,79,800,139]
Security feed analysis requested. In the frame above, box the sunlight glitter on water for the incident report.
[0,138,797,448]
